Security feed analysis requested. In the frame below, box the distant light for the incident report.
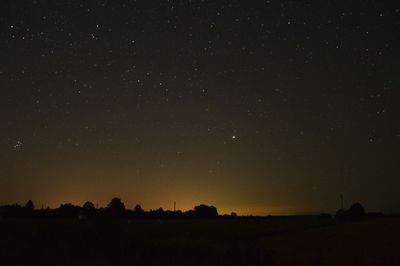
[232,135,237,139]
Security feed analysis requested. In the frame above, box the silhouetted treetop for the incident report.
[107,198,125,213]
[25,200,34,210]
[56,203,82,218]
[83,201,95,210]
[348,202,365,217]
[134,204,144,213]
[194,204,218,217]
[335,202,366,220]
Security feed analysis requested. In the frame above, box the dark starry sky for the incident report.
[1,0,399,215]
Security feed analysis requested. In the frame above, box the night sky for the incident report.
[1,1,399,215]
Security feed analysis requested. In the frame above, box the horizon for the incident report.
[0,197,382,216]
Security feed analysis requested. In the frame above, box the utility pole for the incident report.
[174,201,176,212]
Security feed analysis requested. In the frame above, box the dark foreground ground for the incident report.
[0,216,399,266]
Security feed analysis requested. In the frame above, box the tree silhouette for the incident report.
[133,204,144,217]
[83,201,95,211]
[134,204,143,213]
[347,202,365,219]
[25,200,34,210]
[194,204,218,218]
[150,208,164,218]
[57,203,81,218]
[335,202,366,220]
[107,197,125,215]
[82,201,96,217]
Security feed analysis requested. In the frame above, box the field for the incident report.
[0,217,399,266]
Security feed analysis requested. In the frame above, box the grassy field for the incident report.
[0,217,398,265]
[264,218,400,266]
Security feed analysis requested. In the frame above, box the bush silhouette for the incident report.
[56,203,81,218]
[335,202,366,221]
[83,201,95,210]
[193,204,218,218]
[347,202,365,219]
[25,200,34,210]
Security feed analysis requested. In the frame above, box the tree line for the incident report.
[0,198,234,219]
